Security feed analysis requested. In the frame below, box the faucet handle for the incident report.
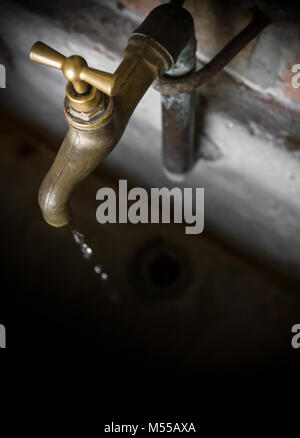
[30,41,117,96]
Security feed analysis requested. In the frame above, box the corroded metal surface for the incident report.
[162,91,196,175]
[156,9,271,95]
[162,34,197,175]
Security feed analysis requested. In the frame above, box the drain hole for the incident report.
[149,254,180,288]
[129,240,191,300]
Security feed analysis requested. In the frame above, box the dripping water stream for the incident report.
[68,225,119,302]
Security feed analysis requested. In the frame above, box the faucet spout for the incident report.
[35,3,195,227]
[38,118,121,227]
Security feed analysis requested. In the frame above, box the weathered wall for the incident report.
[0,0,300,279]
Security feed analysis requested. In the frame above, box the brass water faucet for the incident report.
[30,3,194,227]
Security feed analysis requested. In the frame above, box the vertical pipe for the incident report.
[161,34,196,176]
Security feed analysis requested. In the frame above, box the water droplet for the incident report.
[101,272,108,281]
[226,121,234,129]
[72,230,84,245]
[94,264,103,274]
[71,229,111,289]
[81,243,93,260]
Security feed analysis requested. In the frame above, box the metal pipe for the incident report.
[160,7,270,176]
[156,9,271,95]
[161,35,197,176]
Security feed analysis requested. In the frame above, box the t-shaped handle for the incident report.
[30,41,117,96]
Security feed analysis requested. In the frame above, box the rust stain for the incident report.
[284,136,300,152]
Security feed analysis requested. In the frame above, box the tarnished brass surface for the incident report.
[28,3,198,227]
[38,120,120,227]
[64,93,114,131]
[34,35,172,227]
[30,41,116,96]
[65,82,103,113]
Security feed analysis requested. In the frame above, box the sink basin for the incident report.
[0,112,299,380]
